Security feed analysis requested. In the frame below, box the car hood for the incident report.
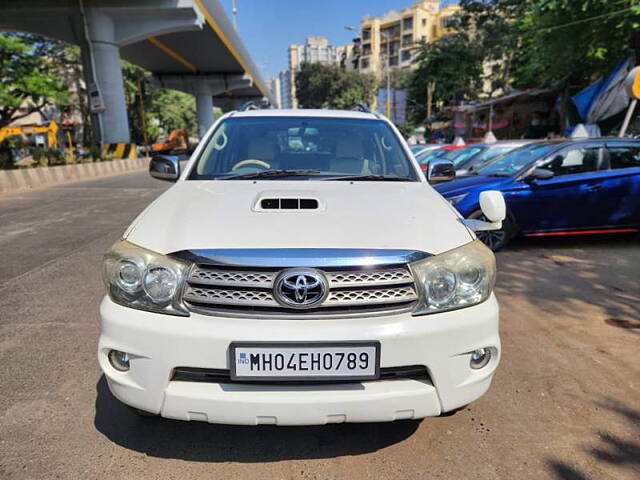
[125,180,473,256]
[434,175,511,197]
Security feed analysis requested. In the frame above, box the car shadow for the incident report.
[93,376,421,462]
[494,232,639,334]
[545,397,640,479]
[506,232,638,253]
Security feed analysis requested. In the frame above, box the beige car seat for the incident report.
[330,137,369,174]
[247,136,278,168]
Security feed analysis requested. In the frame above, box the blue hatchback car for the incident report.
[435,138,640,250]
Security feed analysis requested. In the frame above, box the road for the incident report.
[1,171,638,480]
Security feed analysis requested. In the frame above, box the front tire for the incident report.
[468,210,514,251]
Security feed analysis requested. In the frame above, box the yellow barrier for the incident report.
[102,143,137,159]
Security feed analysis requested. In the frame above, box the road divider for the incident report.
[0,158,151,195]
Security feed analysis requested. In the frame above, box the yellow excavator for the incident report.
[0,121,59,148]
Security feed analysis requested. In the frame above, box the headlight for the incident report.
[410,239,496,315]
[103,239,190,316]
[446,193,468,206]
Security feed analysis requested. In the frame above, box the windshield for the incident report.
[466,146,515,170]
[442,146,485,167]
[189,116,418,181]
[477,144,557,177]
[415,148,446,166]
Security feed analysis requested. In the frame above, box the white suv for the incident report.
[99,108,503,425]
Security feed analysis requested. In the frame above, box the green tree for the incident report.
[295,63,376,109]
[121,60,197,144]
[512,0,640,89]
[149,89,196,135]
[121,61,151,145]
[0,34,70,128]
[406,33,482,124]
[459,0,528,95]
[449,0,640,128]
[459,0,640,93]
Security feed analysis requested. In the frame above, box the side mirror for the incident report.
[526,167,554,182]
[427,158,456,183]
[479,190,506,222]
[461,190,506,232]
[149,155,180,182]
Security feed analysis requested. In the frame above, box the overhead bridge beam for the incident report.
[0,1,206,143]
[0,0,271,144]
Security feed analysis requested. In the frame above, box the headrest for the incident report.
[247,136,277,160]
[335,137,363,158]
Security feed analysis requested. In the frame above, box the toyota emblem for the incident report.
[273,268,328,309]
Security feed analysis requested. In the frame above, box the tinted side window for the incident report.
[544,147,600,177]
[608,146,640,169]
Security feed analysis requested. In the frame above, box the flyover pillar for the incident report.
[86,10,130,143]
[196,94,215,139]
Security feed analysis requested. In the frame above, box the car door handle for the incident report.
[585,184,602,192]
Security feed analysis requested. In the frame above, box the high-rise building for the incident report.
[279,70,293,109]
[268,71,293,109]
[357,1,460,76]
[269,75,282,108]
[289,36,344,71]
[285,36,349,108]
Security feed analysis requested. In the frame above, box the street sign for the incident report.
[88,82,106,114]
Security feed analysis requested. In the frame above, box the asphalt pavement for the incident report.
[0,171,639,479]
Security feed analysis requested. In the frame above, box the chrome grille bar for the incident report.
[184,287,279,307]
[183,264,418,316]
[188,268,275,288]
[187,267,413,289]
[183,284,418,309]
[327,269,413,287]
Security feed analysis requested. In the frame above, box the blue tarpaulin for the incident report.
[572,79,604,120]
[571,54,634,124]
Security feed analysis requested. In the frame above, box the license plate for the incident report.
[229,341,380,382]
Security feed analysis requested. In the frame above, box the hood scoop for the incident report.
[260,198,318,210]
[252,190,324,212]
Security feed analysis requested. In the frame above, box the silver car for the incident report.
[444,141,534,176]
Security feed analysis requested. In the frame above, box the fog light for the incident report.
[108,350,130,372]
[470,348,491,369]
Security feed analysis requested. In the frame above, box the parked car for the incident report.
[448,140,534,176]
[435,138,640,250]
[99,108,504,425]
[414,144,454,170]
[410,143,444,157]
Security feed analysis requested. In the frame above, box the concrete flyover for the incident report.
[0,0,273,143]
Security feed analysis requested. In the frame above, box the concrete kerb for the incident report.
[0,158,150,195]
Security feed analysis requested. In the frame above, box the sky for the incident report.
[219,0,457,80]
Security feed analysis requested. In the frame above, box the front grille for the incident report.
[172,365,430,384]
[182,264,418,317]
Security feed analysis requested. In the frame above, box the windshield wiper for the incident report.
[322,174,412,182]
[221,169,321,180]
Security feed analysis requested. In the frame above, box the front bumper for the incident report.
[98,295,500,425]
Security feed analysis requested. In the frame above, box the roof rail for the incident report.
[350,104,371,113]
[238,101,259,112]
